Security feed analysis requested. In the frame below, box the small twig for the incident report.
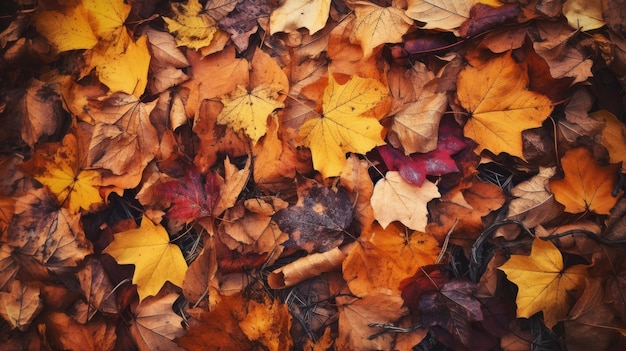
[368,323,422,340]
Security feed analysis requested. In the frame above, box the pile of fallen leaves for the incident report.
[1,0,625,349]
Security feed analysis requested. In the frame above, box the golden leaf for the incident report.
[457,52,553,158]
[217,84,284,144]
[103,216,188,301]
[498,236,587,328]
[163,0,218,50]
[299,75,389,178]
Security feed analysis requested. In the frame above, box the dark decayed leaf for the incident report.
[273,183,353,253]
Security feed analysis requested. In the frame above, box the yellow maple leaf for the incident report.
[350,1,413,58]
[498,237,587,328]
[163,0,217,50]
[370,172,441,231]
[33,134,103,214]
[83,0,131,42]
[456,52,553,159]
[89,34,151,97]
[549,147,622,215]
[269,0,332,35]
[218,84,285,144]
[34,2,98,52]
[103,216,188,301]
[299,75,389,178]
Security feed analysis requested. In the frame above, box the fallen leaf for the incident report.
[82,0,131,42]
[130,293,186,351]
[350,1,413,58]
[406,0,475,31]
[76,257,118,316]
[29,133,103,214]
[269,0,331,35]
[164,0,218,50]
[33,2,98,52]
[143,28,190,94]
[238,294,293,351]
[336,290,407,351]
[371,172,441,232]
[217,84,284,144]
[343,223,440,296]
[273,182,353,253]
[218,0,271,52]
[563,0,605,31]
[44,311,117,351]
[502,167,564,236]
[15,79,65,148]
[0,280,43,331]
[390,79,448,155]
[103,216,188,301]
[9,187,93,275]
[86,93,158,184]
[549,147,622,215]
[498,236,587,328]
[589,110,626,164]
[177,296,253,350]
[0,244,18,291]
[299,74,389,178]
[456,52,554,159]
[268,242,355,289]
[153,165,223,228]
[379,116,466,185]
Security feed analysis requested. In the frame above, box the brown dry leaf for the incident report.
[218,0,271,52]
[550,147,622,215]
[214,156,251,216]
[499,167,564,238]
[371,171,441,232]
[183,46,249,118]
[391,79,448,154]
[13,79,65,148]
[182,238,217,308]
[0,244,19,292]
[86,93,158,184]
[268,242,355,289]
[44,312,117,351]
[76,257,118,317]
[252,115,298,192]
[143,28,190,94]
[589,110,626,164]
[559,88,604,142]
[130,293,185,351]
[343,222,440,296]
[336,289,407,350]
[427,175,506,244]
[0,280,43,331]
[9,187,93,275]
[339,154,376,232]
[350,1,413,58]
[219,197,288,257]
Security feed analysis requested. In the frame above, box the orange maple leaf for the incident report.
[456,52,553,159]
[549,147,622,215]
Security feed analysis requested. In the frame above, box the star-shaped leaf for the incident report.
[163,0,218,50]
[103,216,188,301]
[457,52,553,159]
[299,75,389,178]
[350,1,413,58]
[217,84,284,144]
[549,147,622,215]
[498,236,587,328]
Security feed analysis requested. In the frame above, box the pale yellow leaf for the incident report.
[269,0,332,35]
[371,172,440,231]
[406,0,475,31]
[350,1,413,58]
